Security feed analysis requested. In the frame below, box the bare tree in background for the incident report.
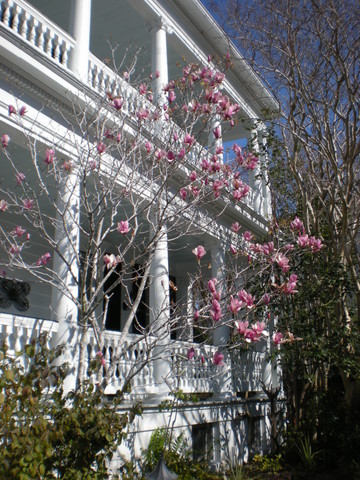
[211,0,360,417]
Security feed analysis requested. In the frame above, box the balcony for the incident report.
[0,312,267,396]
[0,0,269,220]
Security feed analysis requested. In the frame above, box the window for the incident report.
[104,262,122,331]
[130,264,149,334]
[192,423,213,462]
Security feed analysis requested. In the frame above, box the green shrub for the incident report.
[0,335,141,479]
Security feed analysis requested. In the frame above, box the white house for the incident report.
[0,0,280,472]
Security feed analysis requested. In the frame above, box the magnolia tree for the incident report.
[0,54,322,397]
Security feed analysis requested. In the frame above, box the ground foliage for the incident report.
[0,335,142,479]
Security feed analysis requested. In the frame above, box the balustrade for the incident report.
[0,0,74,67]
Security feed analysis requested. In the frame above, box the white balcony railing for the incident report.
[0,313,266,395]
[0,0,74,68]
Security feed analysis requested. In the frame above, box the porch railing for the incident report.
[0,313,266,395]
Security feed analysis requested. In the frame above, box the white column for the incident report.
[69,0,92,80]
[51,174,80,392]
[248,128,263,215]
[149,226,171,394]
[211,245,232,396]
[151,18,169,104]
[208,114,223,160]
[211,246,228,346]
[258,126,272,219]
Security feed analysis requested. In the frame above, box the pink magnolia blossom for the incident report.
[96,351,106,367]
[173,132,179,141]
[103,253,121,269]
[0,200,8,212]
[250,243,263,254]
[273,331,284,345]
[1,134,10,148]
[275,253,290,273]
[231,222,240,233]
[44,149,55,165]
[262,242,275,255]
[252,321,267,336]
[136,108,150,120]
[216,146,224,155]
[235,320,249,335]
[262,293,271,305]
[193,309,200,321]
[243,231,253,242]
[16,173,25,185]
[62,160,72,171]
[201,158,210,171]
[213,179,223,198]
[10,244,21,254]
[283,274,298,294]
[116,133,121,143]
[233,185,250,201]
[187,347,195,360]
[145,141,152,154]
[163,81,175,92]
[213,351,224,366]
[97,142,106,155]
[189,171,197,181]
[180,188,187,200]
[8,105,16,115]
[192,245,206,260]
[183,133,195,146]
[37,252,51,266]
[290,216,304,233]
[230,245,237,255]
[88,159,97,170]
[245,153,258,170]
[11,226,26,237]
[168,90,176,103]
[113,98,124,110]
[238,289,255,308]
[104,129,114,139]
[167,150,175,162]
[309,236,323,253]
[213,126,221,139]
[155,70,160,78]
[191,186,200,197]
[210,299,222,322]
[155,149,167,161]
[19,106,27,116]
[177,148,186,160]
[139,83,147,95]
[207,278,218,294]
[201,354,205,364]
[297,234,309,248]
[229,296,241,314]
[22,199,33,209]
[117,220,130,234]
[244,328,259,342]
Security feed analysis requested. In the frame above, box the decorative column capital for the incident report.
[147,16,173,35]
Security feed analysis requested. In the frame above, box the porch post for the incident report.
[149,226,171,393]
[69,0,92,80]
[51,174,80,392]
[211,244,232,396]
[151,18,169,104]
[248,128,262,215]
[208,114,223,160]
[258,125,272,219]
